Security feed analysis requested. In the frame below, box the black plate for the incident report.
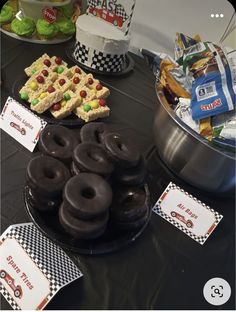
[24,185,152,255]
[12,76,87,127]
[65,44,135,77]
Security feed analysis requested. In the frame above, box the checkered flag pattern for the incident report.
[73,42,89,65]
[87,0,98,8]
[0,284,21,310]
[152,182,223,245]
[1,223,82,308]
[91,51,125,72]
[115,4,129,22]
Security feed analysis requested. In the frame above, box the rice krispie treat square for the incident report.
[50,90,82,119]
[74,99,110,122]
[24,54,57,77]
[30,90,63,114]
[53,75,72,93]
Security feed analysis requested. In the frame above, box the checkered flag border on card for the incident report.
[2,97,47,145]
[152,182,223,245]
[0,223,82,310]
[0,284,21,310]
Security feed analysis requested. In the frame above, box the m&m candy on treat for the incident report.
[20,92,29,101]
[36,76,45,83]
[30,81,38,90]
[73,77,80,84]
[57,67,64,74]
[42,70,49,77]
[80,90,87,98]
[90,100,99,109]
[43,59,51,67]
[96,84,103,91]
[48,86,56,93]
[64,93,71,101]
[75,67,81,74]
[52,102,61,111]
[59,79,66,86]
[55,57,62,65]
[99,99,106,107]
[88,78,94,85]
[32,99,39,106]
[83,104,91,112]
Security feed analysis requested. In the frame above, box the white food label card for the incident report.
[0,223,83,310]
[153,182,223,244]
[0,97,47,152]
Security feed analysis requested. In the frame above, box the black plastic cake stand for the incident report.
[23,185,152,255]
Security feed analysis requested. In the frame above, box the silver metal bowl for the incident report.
[153,83,235,196]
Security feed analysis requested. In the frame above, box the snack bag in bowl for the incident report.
[182,41,235,121]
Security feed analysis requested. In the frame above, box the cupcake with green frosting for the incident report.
[0,5,13,24]
[56,17,75,36]
[36,19,59,39]
[58,4,73,19]
[11,17,35,36]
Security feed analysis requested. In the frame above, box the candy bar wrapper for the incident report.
[186,42,236,120]
[160,59,191,98]
[174,32,201,64]
[199,117,213,140]
[175,97,199,133]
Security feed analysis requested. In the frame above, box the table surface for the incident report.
[1,32,235,310]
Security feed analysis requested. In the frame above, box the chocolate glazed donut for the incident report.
[72,142,114,178]
[103,133,140,168]
[63,173,113,220]
[110,187,148,223]
[80,122,108,144]
[26,155,71,199]
[113,156,146,186]
[39,125,79,164]
[59,202,109,239]
[27,187,62,212]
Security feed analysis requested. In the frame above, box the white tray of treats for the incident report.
[0,28,73,44]
[13,53,111,126]
[0,0,78,44]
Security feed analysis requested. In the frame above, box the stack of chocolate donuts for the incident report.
[26,122,150,240]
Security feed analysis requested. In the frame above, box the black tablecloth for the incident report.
[1,32,235,310]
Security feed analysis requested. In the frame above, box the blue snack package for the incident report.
[182,42,235,120]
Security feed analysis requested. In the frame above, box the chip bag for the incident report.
[181,41,235,120]
[160,59,191,98]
